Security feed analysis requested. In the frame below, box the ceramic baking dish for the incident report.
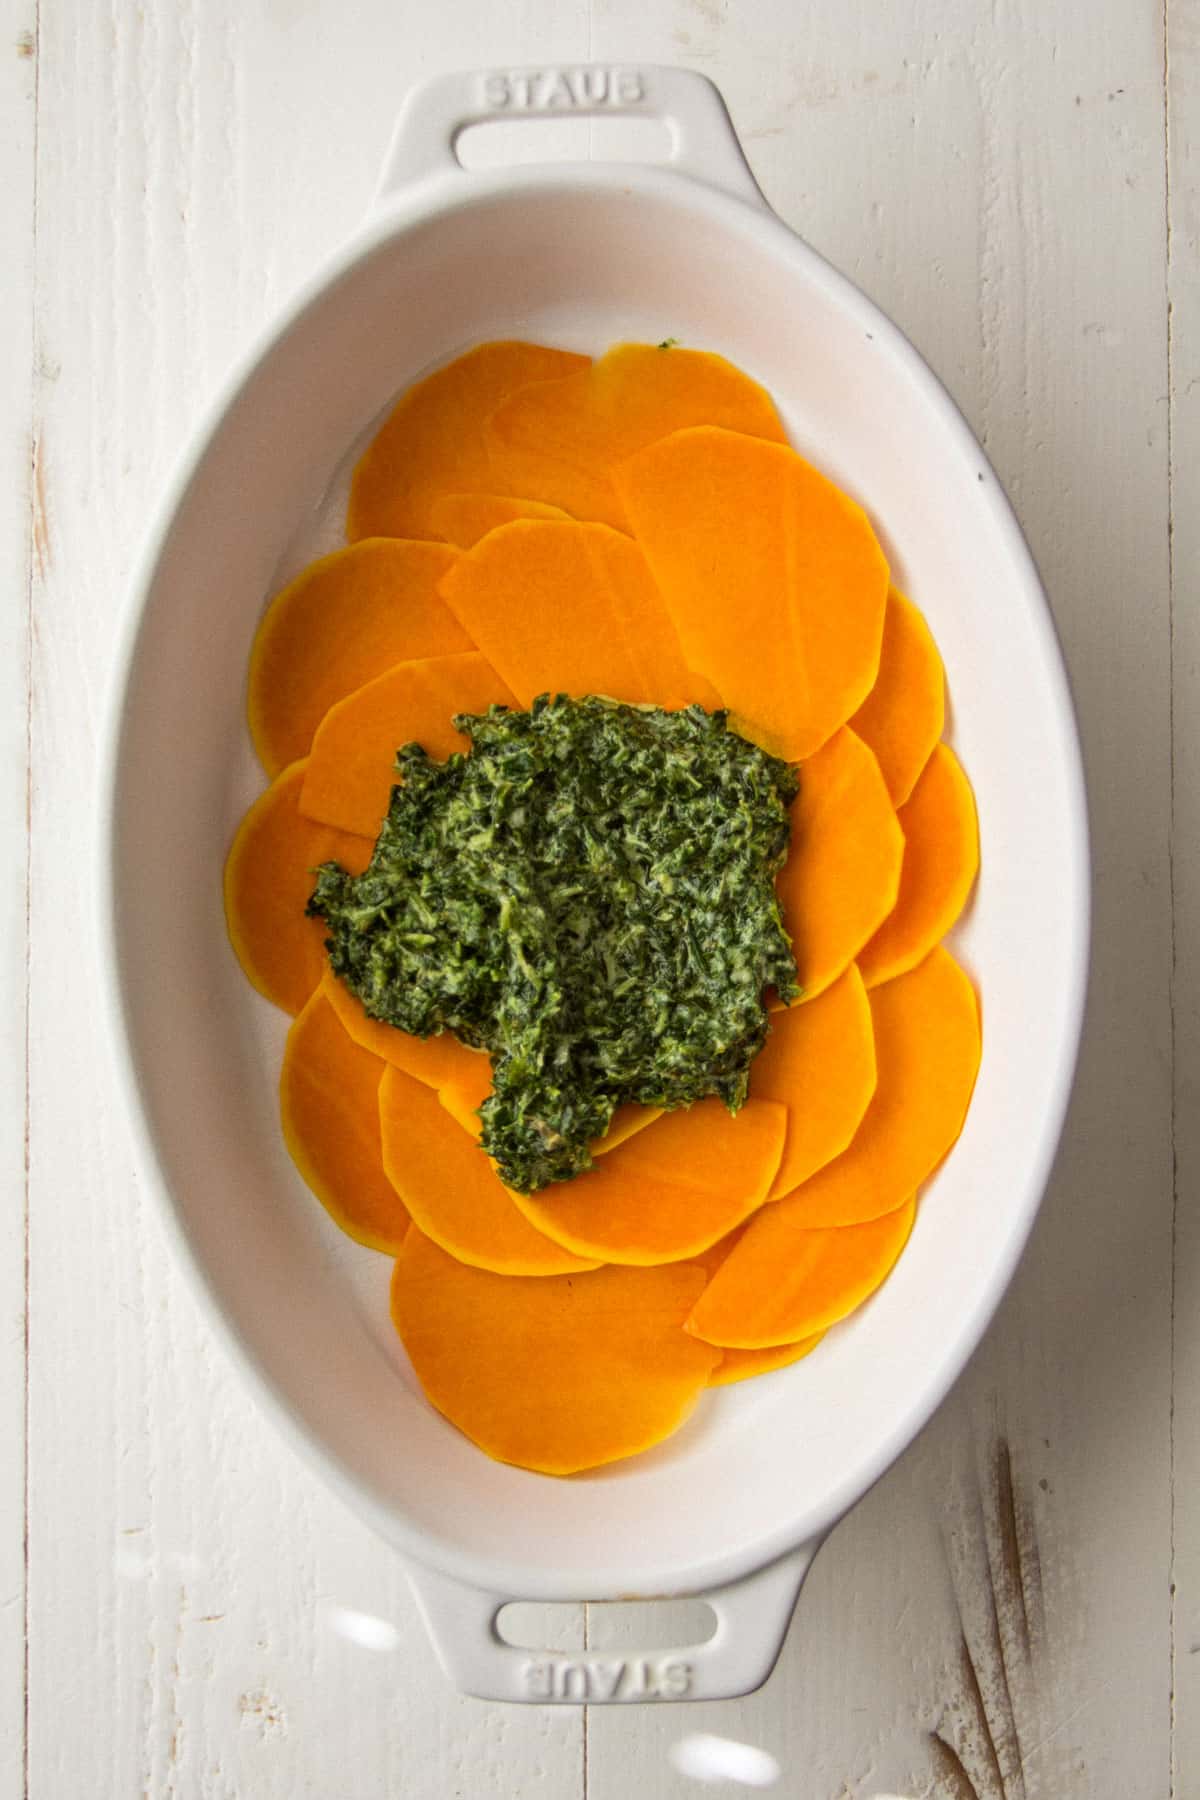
[101,65,1089,1703]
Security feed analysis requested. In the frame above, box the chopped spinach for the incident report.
[309,695,799,1195]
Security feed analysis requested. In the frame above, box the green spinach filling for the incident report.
[308,695,799,1194]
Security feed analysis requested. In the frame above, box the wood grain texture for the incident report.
[1,3,35,1794]
[8,0,1190,1795]
[1168,1,1200,1794]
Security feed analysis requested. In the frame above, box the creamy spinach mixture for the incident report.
[309,695,798,1194]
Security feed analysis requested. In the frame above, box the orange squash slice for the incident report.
[378,1068,598,1276]
[775,727,904,1000]
[687,1198,916,1348]
[751,966,877,1198]
[428,492,571,546]
[773,949,980,1227]
[484,342,787,531]
[224,761,373,1016]
[848,588,945,805]
[437,519,719,710]
[300,650,517,838]
[858,745,979,988]
[708,1334,825,1386]
[616,426,889,760]
[280,990,409,1253]
[391,1231,719,1472]
[247,539,467,778]
[509,1098,787,1265]
[688,1223,752,1279]
[321,967,485,1087]
[348,341,589,541]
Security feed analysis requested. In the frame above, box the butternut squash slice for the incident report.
[335,989,496,1143]
[848,588,945,805]
[224,761,373,1016]
[751,966,877,1199]
[390,1231,719,1473]
[299,650,518,838]
[857,745,979,988]
[774,727,904,1001]
[615,426,889,760]
[483,342,788,531]
[590,1096,786,1196]
[687,1198,916,1349]
[432,1050,493,1136]
[280,990,410,1254]
[428,492,571,547]
[378,1068,599,1276]
[321,967,488,1089]
[708,1333,825,1386]
[773,948,980,1228]
[347,341,589,542]
[588,1105,663,1157]
[247,539,467,778]
[688,1223,752,1279]
[437,520,720,711]
[509,1098,787,1265]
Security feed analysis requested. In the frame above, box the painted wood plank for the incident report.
[1167,2,1200,1793]
[580,4,1175,1794]
[0,3,36,1794]
[22,3,590,1795]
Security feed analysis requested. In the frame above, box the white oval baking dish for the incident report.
[101,65,1089,1705]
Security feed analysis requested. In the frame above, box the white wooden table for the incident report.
[4,2,1196,1794]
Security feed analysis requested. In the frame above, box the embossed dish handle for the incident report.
[404,1544,818,1704]
[373,63,766,208]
